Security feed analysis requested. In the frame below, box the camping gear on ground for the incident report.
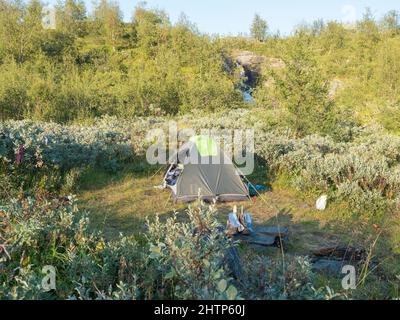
[248,183,267,197]
[237,206,253,234]
[244,213,253,233]
[226,206,288,248]
[316,195,328,211]
[163,136,250,203]
[233,226,289,248]
[228,213,245,234]
[227,206,249,235]
[227,206,245,234]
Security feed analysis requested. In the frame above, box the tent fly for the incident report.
[162,136,250,203]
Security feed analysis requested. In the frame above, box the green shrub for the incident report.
[0,62,31,121]
[0,197,239,300]
[3,112,400,215]
[145,203,240,300]
[242,254,340,300]
[1,196,337,300]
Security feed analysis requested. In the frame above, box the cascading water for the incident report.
[236,62,255,103]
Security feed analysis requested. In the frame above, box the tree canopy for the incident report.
[250,14,268,41]
[0,1,399,137]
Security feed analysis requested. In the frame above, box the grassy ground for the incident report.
[77,163,400,299]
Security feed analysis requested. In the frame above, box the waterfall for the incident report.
[236,62,254,103]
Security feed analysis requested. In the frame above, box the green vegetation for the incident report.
[0,0,243,122]
[250,14,268,42]
[2,195,347,300]
[0,1,399,134]
[1,0,400,300]
[2,112,400,299]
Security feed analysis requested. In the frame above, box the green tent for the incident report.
[163,136,250,203]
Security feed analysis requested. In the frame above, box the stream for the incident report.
[237,62,255,103]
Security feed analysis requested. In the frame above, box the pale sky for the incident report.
[46,0,400,35]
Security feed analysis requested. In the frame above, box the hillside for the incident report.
[1,1,400,300]
[0,2,399,133]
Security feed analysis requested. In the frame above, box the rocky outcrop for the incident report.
[233,50,266,70]
[232,50,264,88]
[230,50,343,102]
[231,50,285,88]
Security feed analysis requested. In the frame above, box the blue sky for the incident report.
[47,0,400,35]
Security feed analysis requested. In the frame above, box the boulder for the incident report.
[231,50,285,88]
[233,50,265,69]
